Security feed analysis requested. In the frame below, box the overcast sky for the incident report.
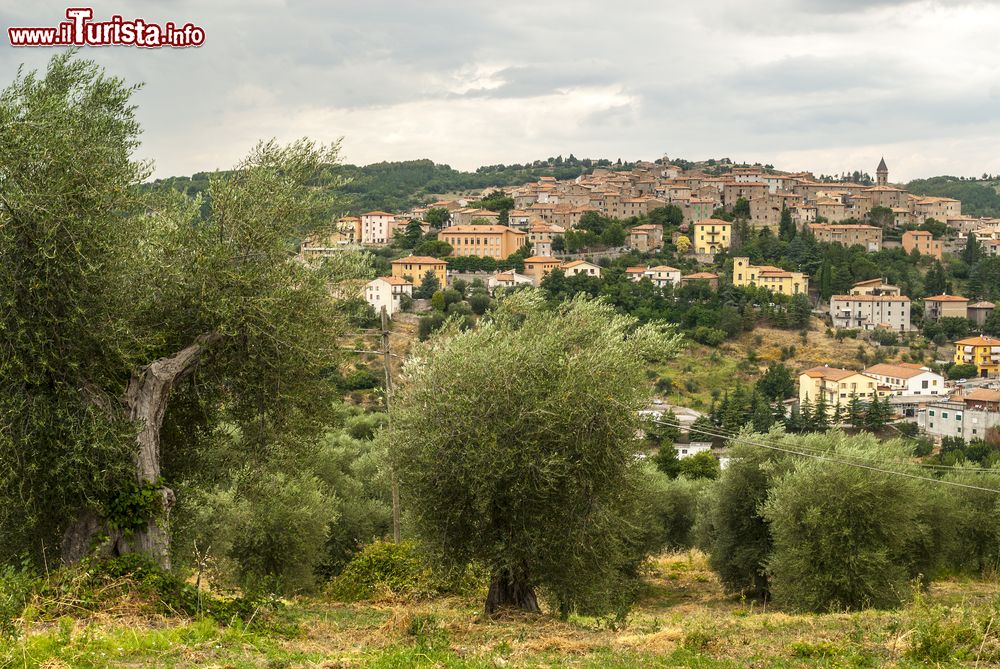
[2,0,998,181]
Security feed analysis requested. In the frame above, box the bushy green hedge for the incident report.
[326,540,482,602]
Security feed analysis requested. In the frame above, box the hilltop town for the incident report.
[301,156,1000,458]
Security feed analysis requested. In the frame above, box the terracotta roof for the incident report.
[444,225,524,234]
[523,256,560,263]
[958,389,1000,403]
[391,255,447,265]
[864,363,930,380]
[649,265,680,272]
[626,266,649,274]
[925,295,969,302]
[810,224,879,230]
[969,301,996,309]
[362,211,395,217]
[561,260,599,269]
[693,218,732,226]
[831,294,910,302]
[372,276,411,286]
[682,272,719,280]
[955,336,1000,346]
[801,366,867,381]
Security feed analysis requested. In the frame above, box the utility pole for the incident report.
[381,305,401,543]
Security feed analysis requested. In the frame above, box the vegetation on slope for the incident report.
[906,176,1000,217]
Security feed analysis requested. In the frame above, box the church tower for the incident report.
[876,157,888,187]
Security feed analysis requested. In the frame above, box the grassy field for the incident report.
[655,319,926,411]
[6,551,1000,668]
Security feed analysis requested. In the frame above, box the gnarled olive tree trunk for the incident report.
[61,333,221,569]
[484,566,540,615]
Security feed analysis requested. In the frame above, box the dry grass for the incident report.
[9,550,1000,667]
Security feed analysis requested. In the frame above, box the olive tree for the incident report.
[0,54,344,568]
[387,291,682,615]
[762,436,931,611]
[702,431,793,599]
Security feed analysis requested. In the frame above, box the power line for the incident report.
[652,413,1000,474]
[650,417,1000,494]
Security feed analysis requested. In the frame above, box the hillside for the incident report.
[147,156,630,216]
[655,319,923,411]
[905,176,1000,217]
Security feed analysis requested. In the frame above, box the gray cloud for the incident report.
[0,0,997,180]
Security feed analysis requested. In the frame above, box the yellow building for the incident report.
[692,218,732,256]
[953,336,1000,378]
[799,366,879,415]
[522,256,561,286]
[439,225,527,259]
[391,255,448,288]
[732,257,809,296]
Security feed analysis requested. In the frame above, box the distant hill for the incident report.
[147,156,631,216]
[905,176,1000,218]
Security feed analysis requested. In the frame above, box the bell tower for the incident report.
[876,157,888,187]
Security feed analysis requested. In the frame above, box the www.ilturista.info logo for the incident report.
[8,8,205,48]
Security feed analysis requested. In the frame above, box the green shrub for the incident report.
[703,439,792,599]
[345,412,387,440]
[677,451,720,480]
[689,326,727,346]
[949,363,979,380]
[178,469,337,594]
[637,466,710,551]
[340,368,381,391]
[763,454,924,611]
[0,561,38,640]
[326,540,481,602]
[906,592,983,663]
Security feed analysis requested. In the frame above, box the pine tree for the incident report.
[779,206,796,241]
[752,395,774,433]
[818,259,833,300]
[865,394,892,432]
[799,396,814,433]
[831,400,845,427]
[847,392,864,429]
[772,397,788,427]
[812,394,829,432]
[963,232,982,266]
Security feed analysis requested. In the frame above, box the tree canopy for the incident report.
[0,53,345,567]
[387,292,682,615]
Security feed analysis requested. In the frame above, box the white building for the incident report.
[561,260,602,278]
[364,276,412,317]
[488,271,534,293]
[918,391,1000,441]
[863,363,945,397]
[625,265,682,288]
[829,294,911,332]
[360,211,397,245]
[674,441,712,459]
